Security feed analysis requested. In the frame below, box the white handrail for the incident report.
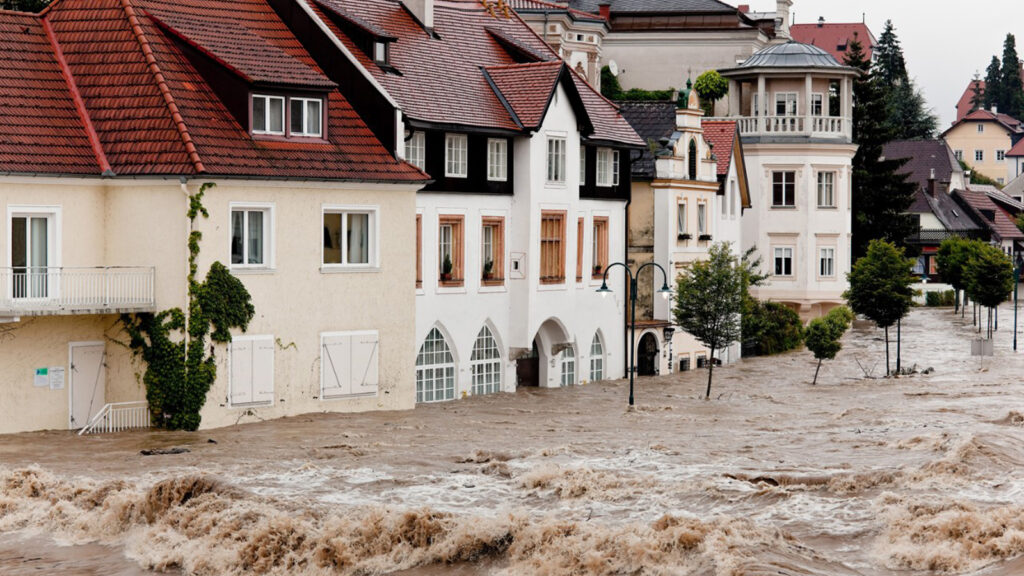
[0,266,155,313]
[78,401,151,435]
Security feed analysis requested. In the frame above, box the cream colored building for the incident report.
[942,107,1024,186]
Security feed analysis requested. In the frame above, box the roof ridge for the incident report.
[118,0,205,174]
[484,60,561,70]
[41,14,112,175]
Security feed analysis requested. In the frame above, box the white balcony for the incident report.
[708,115,851,140]
[0,267,156,316]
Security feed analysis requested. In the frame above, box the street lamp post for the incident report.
[596,262,673,406]
[1015,254,1022,351]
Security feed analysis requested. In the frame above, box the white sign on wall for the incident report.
[33,368,48,388]
[49,367,65,390]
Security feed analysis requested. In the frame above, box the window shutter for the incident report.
[253,338,275,403]
[351,332,380,395]
[321,334,352,398]
[230,339,254,405]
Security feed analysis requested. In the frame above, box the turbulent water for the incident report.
[2,306,1024,575]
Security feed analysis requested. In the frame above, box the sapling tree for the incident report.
[673,242,744,399]
[844,239,915,376]
[964,243,1014,338]
[935,237,979,315]
[804,306,854,385]
[694,70,729,115]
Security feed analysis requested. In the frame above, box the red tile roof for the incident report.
[0,0,425,182]
[954,187,1024,242]
[700,120,736,176]
[485,61,563,129]
[944,108,1024,137]
[0,11,99,174]
[1008,137,1024,158]
[955,80,985,123]
[789,22,876,63]
[314,0,641,146]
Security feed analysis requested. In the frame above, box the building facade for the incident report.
[942,108,1024,186]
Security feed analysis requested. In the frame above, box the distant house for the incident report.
[508,0,609,89]
[942,107,1024,185]
[1007,138,1024,183]
[790,19,877,64]
[950,186,1024,256]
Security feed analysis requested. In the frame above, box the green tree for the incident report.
[872,21,936,140]
[970,74,984,112]
[957,159,1003,188]
[983,56,1003,111]
[673,242,744,399]
[804,306,854,385]
[120,183,255,430]
[600,66,623,100]
[964,243,1014,338]
[694,70,728,115]
[874,20,908,86]
[936,236,982,315]
[999,34,1024,119]
[845,35,918,260]
[844,239,915,376]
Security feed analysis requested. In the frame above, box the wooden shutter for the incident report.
[351,332,379,395]
[252,337,275,403]
[230,339,254,405]
[321,334,352,398]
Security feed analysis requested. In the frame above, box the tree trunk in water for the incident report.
[896,318,902,374]
[955,289,960,314]
[995,306,998,331]
[705,347,715,399]
[885,326,890,377]
[813,358,822,385]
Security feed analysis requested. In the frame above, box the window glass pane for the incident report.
[231,211,244,264]
[269,98,284,133]
[698,204,706,233]
[307,100,322,136]
[323,213,342,264]
[677,204,686,234]
[439,224,452,273]
[290,99,304,134]
[253,97,266,132]
[30,217,47,268]
[347,213,369,264]
[11,217,26,269]
[248,211,264,265]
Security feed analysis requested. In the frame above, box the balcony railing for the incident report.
[0,267,156,315]
[708,115,851,139]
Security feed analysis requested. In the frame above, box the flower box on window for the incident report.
[678,233,692,241]
[699,234,713,242]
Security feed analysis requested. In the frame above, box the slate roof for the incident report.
[618,100,677,179]
[701,120,736,177]
[0,0,425,182]
[507,0,605,22]
[882,139,962,195]
[314,0,641,146]
[567,0,736,15]
[737,40,844,69]
[952,187,1024,243]
[914,190,981,234]
[789,22,876,63]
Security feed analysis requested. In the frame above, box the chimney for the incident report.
[817,16,824,27]
[992,105,999,115]
[403,0,434,29]
[927,168,936,196]
[737,4,749,13]
[775,0,792,39]
[598,2,610,19]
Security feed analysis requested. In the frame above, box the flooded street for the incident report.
[2,306,1024,575]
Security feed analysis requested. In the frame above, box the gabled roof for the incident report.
[1008,137,1024,157]
[0,0,424,181]
[314,0,641,146]
[955,80,985,123]
[944,108,1024,136]
[910,189,981,234]
[882,139,962,194]
[700,120,735,177]
[789,22,876,63]
[952,187,1024,242]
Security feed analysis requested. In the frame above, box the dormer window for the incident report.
[253,95,285,135]
[252,94,325,139]
[374,41,388,64]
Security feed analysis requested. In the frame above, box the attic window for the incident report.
[252,94,325,139]
[253,95,285,135]
[374,41,388,64]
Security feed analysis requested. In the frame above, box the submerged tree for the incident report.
[804,306,854,385]
[936,236,981,315]
[674,242,744,399]
[844,239,915,376]
[964,243,1014,338]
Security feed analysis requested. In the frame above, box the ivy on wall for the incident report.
[120,183,254,431]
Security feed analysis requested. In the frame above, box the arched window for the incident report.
[471,326,502,395]
[559,344,576,387]
[416,328,455,402]
[589,333,604,382]
[688,139,698,180]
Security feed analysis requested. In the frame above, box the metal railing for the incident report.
[0,267,155,314]
[78,401,151,435]
[710,115,850,139]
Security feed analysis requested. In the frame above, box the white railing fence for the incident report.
[0,267,155,312]
[78,401,151,435]
[708,115,849,138]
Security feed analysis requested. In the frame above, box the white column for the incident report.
[804,74,813,134]
[729,80,740,117]
[757,75,766,133]
[841,76,851,138]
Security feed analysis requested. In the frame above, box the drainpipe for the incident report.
[180,176,190,351]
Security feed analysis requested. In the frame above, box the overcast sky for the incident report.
[747,0,1024,129]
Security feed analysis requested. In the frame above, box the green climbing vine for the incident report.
[120,183,255,431]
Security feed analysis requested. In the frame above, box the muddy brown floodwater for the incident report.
[2,306,1024,575]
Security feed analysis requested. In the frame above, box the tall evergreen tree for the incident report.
[999,34,1024,119]
[874,21,936,140]
[875,20,908,86]
[970,74,984,112]
[845,35,918,261]
[983,56,1003,111]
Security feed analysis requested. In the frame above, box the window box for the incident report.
[699,234,713,242]
[678,233,692,241]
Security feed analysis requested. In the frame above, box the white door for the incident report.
[10,215,50,299]
[69,342,105,429]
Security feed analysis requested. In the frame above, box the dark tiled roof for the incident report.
[953,188,1024,242]
[737,40,844,69]
[507,0,604,21]
[485,61,563,129]
[882,139,961,194]
[789,22,876,62]
[571,73,644,146]
[1,0,425,181]
[568,0,736,15]
[701,120,735,176]
[913,190,980,233]
[618,100,676,178]
[0,11,98,175]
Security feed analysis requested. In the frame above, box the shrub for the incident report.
[924,290,955,307]
[742,300,804,356]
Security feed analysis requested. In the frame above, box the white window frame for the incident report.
[775,92,798,116]
[697,202,707,234]
[406,131,425,170]
[445,133,468,178]
[289,97,323,138]
[817,172,835,208]
[612,150,620,186]
[589,333,604,382]
[252,94,285,135]
[416,327,456,403]
[819,247,835,277]
[773,246,794,277]
[954,150,963,161]
[228,334,275,407]
[547,136,566,183]
[229,202,275,270]
[997,150,1006,162]
[559,344,576,387]
[811,93,824,116]
[596,148,613,186]
[487,138,508,182]
[6,205,61,301]
[321,205,379,270]
[977,124,985,133]
[374,41,388,64]
[677,202,687,235]
[470,326,502,395]
[579,145,586,182]
[772,171,796,207]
